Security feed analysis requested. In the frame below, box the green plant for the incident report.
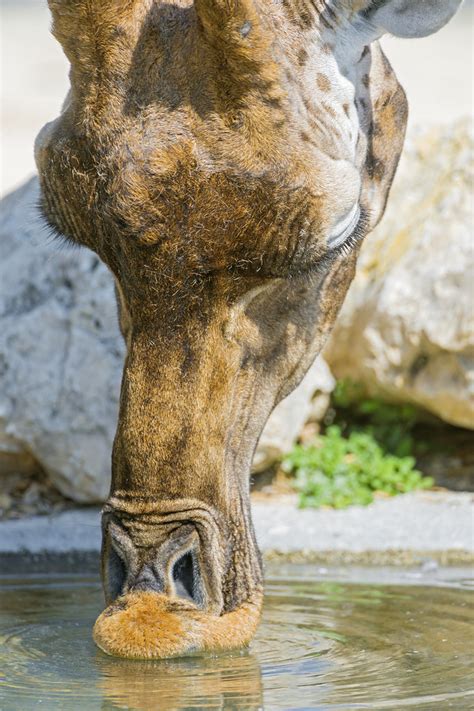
[282,426,433,510]
[329,379,421,457]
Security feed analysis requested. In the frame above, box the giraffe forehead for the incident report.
[291,34,370,165]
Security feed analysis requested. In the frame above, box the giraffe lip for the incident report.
[93,589,264,659]
[327,204,361,250]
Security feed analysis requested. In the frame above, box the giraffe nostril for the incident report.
[105,545,127,601]
[102,520,209,608]
[103,520,138,604]
[172,552,195,601]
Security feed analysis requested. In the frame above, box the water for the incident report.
[1,567,473,710]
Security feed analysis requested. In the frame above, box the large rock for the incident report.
[0,179,333,501]
[326,121,474,430]
[0,179,125,502]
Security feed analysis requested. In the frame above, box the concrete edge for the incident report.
[0,491,472,574]
[1,548,473,577]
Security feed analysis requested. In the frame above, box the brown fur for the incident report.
[34,0,453,659]
[93,589,263,658]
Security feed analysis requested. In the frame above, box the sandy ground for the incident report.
[1,0,473,196]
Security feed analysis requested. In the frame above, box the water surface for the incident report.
[1,567,473,710]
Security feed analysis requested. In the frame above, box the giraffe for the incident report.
[35,0,462,659]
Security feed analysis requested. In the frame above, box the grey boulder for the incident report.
[325,121,474,430]
[0,179,124,502]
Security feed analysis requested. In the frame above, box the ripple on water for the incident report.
[0,571,473,710]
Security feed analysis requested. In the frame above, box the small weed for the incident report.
[282,425,433,510]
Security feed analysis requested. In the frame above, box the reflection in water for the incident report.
[97,652,263,710]
[0,569,473,710]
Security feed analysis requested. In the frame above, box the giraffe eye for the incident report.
[327,203,361,250]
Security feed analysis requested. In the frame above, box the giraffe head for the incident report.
[36,0,462,658]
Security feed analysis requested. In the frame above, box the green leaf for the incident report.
[282,424,433,511]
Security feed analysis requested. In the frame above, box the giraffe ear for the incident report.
[363,0,463,39]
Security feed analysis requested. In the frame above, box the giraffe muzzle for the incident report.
[94,518,263,659]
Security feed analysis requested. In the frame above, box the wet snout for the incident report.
[93,587,263,660]
[94,518,263,659]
